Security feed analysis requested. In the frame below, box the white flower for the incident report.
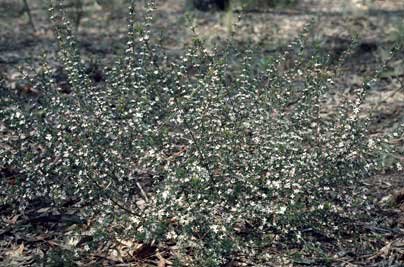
[277,206,287,215]
[161,190,169,200]
[166,231,177,239]
[45,134,52,141]
[289,167,296,177]
[397,163,403,172]
[368,139,375,149]
[210,225,220,233]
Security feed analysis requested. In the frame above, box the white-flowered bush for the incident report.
[1,0,402,265]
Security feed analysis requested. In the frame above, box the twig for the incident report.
[136,182,149,202]
[22,0,36,32]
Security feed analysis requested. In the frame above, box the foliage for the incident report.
[44,248,77,267]
[0,0,402,265]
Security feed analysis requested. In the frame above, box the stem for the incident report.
[22,0,36,32]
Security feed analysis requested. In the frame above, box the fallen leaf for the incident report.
[156,251,166,267]
[36,207,51,214]
[16,243,24,255]
[7,215,19,225]
[369,241,393,260]
[7,243,25,257]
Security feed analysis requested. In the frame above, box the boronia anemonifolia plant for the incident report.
[1,0,403,265]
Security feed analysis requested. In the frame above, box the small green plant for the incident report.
[44,247,76,267]
[1,0,402,265]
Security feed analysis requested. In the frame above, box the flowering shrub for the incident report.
[1,0,402,265]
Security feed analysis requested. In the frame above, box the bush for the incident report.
[1,0,402,265]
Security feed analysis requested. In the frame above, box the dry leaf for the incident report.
[156,251,166,267]
[36,207,51,213]
[107,248,124,263]
[369,241,393,260]
[16,243,24,255]
[7,215,19,225]
[8,243,25,257]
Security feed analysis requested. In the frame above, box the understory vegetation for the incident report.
[1,0,403,266]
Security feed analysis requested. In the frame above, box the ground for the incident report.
[0,0,403,266]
